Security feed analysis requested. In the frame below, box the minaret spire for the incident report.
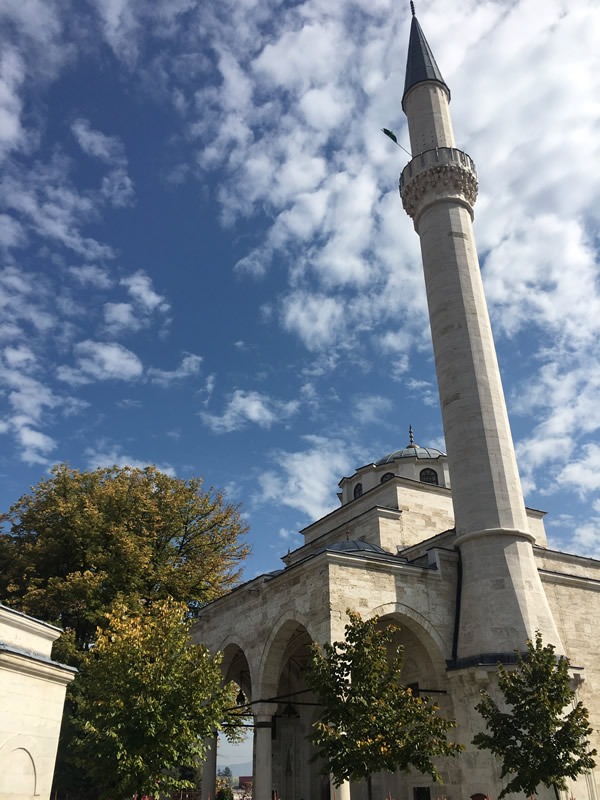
[403,11,450,110]
[399,17,562,660]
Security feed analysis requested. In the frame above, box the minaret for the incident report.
[399,6,562,659]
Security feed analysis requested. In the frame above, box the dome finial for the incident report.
[410,1,416,16]
[408,425,415,446]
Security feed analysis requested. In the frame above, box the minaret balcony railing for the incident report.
[400,146,478,222]
[399,147,476,192]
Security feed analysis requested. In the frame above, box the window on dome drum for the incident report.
[420,468,439,485]
[353,483,363,499]
[380,472,395,483]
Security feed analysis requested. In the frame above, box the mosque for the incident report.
[192,9,600,800]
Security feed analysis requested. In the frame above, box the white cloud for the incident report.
[0,0,73,82]
[556,445,600,497]
[0,48,25,160]
[352,394,392,425]
[0,154,116,260]
[101,168,135,207]
[103,302,140,334]
[3,344,36,370]
[58,340,143,384]
[92,0,141,66]
[71,118,126,163]
[84,441,175,475]
[72,119,135,207]
[3,371,60,422]
[281,292,346,351]
[405,378,438,408]
[257,435,355,520]
[201,373,216,407]
[68,265,113,289]
[0,212,25,249]
[121,270,169,313]
[15,424,56,465]
[148,353,203,387]
[101,272,170,335]
[201,390,299,433]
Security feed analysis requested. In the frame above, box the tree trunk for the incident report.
[367,775,373,800]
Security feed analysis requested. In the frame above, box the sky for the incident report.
[2,0,600,606]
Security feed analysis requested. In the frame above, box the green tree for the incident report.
[218,766,234,784]
[216,773,235,800]
[306,611,462,800]
[0,464,249,798]
[473,632,597,799]
[69,598,231,800]
[0,464,249,660]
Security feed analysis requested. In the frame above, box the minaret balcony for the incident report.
[400,147,478,222]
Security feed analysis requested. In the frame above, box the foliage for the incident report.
[473,632,597,799]
[0,463,249,657]
[216,777,235,800]
[0,464,249,798]
[69,598,232,800]
[218,766,234,785]
[306,611,461,792]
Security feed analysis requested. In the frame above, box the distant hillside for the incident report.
[219,762,252,777]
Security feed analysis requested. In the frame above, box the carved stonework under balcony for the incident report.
[400,147,478,222]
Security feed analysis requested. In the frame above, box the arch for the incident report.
[220,641,254,701]
[363,605,457,800]
[257,612,317,702]
[353,482,363,499]
[367,601,449,660]
[420,467,439,485]
[0,736,38,797]
[380,472,395,483]
[258,615,318,800]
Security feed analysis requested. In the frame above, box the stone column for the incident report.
[330,776,351,800]
[253,703,277,800]
[201,732,217,800]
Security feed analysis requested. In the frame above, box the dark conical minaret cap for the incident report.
[402,4,450,110]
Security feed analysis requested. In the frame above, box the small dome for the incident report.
[376,445,445,465]
[376,426,446,465]
[324,540,391,555]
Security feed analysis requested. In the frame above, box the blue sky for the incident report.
[2,0,600,598]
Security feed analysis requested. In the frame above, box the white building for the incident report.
[192,9,600,800]
[0,604,75,800]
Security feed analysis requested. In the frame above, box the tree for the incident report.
[0,464,249,660]
[68,598,232,800]
[306,611,462,800]
[0,464,249,797]
[473,632,597,799]
[218,766,234,784]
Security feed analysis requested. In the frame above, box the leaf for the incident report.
[306,610,462,786]
[473,632,597,798]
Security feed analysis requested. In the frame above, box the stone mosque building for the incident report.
[192,10,600,800]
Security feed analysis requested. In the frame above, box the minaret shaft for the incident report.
[400,28,563,658]
[404,83,456,154]
[417,200,528,538]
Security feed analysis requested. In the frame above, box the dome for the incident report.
[376,445,445,465]
[375,426,446,465]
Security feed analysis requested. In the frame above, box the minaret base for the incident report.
[456,530,563,660]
